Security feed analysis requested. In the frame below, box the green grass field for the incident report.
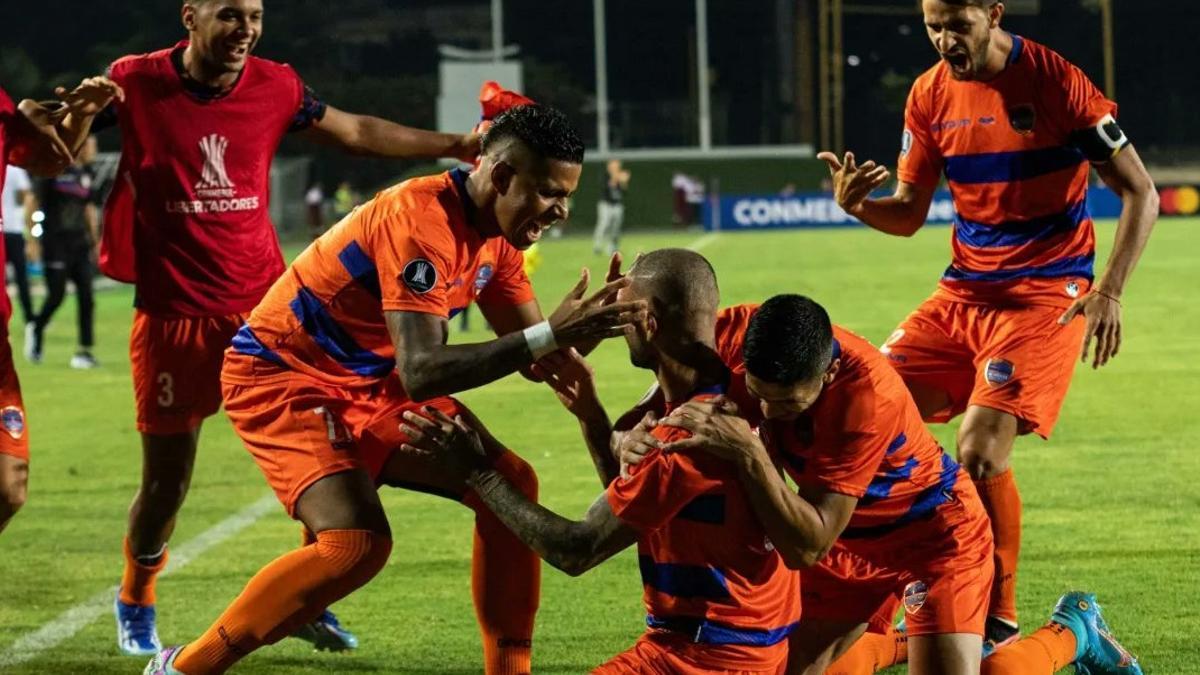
[1,219,1197,674]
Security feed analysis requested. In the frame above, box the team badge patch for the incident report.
[474,264,494,292]
[903,580,929,615]
[1066,281,1081,298]
[1,406,25,440]
[402,258,438,294]
[1008,104,1036,134]
[985,358,1015,386]
[900,129,914,156]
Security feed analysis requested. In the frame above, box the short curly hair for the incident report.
[482,104,585,165]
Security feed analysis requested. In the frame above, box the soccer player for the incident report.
[81,0,488,655]
[400,248,801,674]
[143,104,647,675]
[815,0,1160,656]
[644,295,1141,675]
[0,84,118,535]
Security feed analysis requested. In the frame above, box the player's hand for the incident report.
[659,397,765,464]
[55,76,124,118]
[816,150,891,216]
[614,411,661,479]
[14,99,73,176]
[531,348,604,420]
[547,268,647,348]
[1058,290,1122,369]
[452,131,483,162]
[400,407,489,481]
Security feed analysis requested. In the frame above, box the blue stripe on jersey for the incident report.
[841,453,961,540]
[886,432,907,455]
[1007,34,1024,65]
[944,146,1084,185]
[638,556,731,600]
[955,200,1089,249]
[677,494,727,525]
[289,288,393,378]
[337,241,381,299]
[942,253,1094,283]
[646,614,799,647]
[860,456,920,505]
[230,325,287,367]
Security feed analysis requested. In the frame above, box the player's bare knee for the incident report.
[494,451,538,500]
[957,446,1007,480]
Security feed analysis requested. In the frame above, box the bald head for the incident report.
[621,248,719,370]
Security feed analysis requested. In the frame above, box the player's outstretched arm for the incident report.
[817,151,936,237]
[532,349,619,486]
[389,272,646,401]
[1058,144,1158,369]
[8,100,74,177]
[53,76,124,154]
[660,399,856,569]
[306,105,479,162]
[400,409,638,576]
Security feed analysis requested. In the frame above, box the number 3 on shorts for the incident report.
[157,372,175,408]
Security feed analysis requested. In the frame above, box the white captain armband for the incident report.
[1069,113,1129,163]
[523,321,559,361]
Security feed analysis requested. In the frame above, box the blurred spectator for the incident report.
[780,182,798,197]
[333,181,358,221]
[672,172,705,228]
[305,182,325,239]
[27,136,101,369]
[593,159,630,256]
[2,165,36,326]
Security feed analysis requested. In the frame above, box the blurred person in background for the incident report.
[592,158,630,256]
[304,181,324,239]
[26,135,101,369]
[2,164,36,327]
[334,180,358,221]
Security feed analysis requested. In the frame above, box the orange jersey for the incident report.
[898,35,1118,308]
[714,305,965,544]
[606,391,800,671]
[227,169,534,387]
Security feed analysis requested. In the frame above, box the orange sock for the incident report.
[825,630,909,674]
[175,529,391,675]
[465,451,540,675]
[982,622,1077,675]
[119,537,168,606]
[975,469,1022,624]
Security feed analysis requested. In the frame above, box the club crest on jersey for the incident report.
[985,358,1015,386]
[1066,281,1081,298]
[903,580,929,614]
[901,128,914,156]
[474,264,494,292]
[1008,104,1036,134]
[1,406,25,440]
[403,258,438,294]
[195,133,235,194]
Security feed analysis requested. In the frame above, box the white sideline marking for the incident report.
[0,494,278,668]
[687,233,719,251]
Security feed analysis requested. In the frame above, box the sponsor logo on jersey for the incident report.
[903,580,929,614]
[901,129,914,156]
[195,133,235,193]
[1008,103,1036,134]
[474,264,494,292]
[403,258,438,294]
[163,133,262,214]
[984,358,1015,386]
[1,406,25,440]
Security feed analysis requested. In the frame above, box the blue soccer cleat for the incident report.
[292,609,359,652]
[143,645,185,675]
[116,596,163,656]
[1051,591,1143,675]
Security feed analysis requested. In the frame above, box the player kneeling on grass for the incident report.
[402,249,802,675]
[143,104,648,675]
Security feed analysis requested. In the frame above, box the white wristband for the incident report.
[523,321,559,360]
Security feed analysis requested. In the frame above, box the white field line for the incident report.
[0,494,278,668]
[687,233,719,251]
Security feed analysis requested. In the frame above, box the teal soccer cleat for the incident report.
[292,609,360,652]
[1050,592,1143,675]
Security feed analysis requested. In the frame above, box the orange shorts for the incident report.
[0,330,29,462]
[801,481,994,637]
[130,310,246,435]
[881,295,1087,438]
[222,353,476,516]
[592,632,786,674]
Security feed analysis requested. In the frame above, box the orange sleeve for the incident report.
[896,81,942,188]
[800,386,888,499]
[606,427,722,532]
[1055,59,1118,130]
[477,239,535,307]
[373,211,456,317]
